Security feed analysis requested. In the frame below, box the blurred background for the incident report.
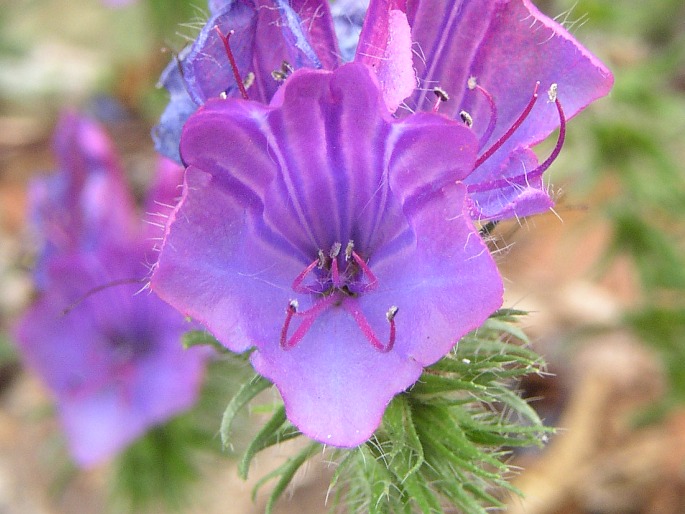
[0,0,684,512]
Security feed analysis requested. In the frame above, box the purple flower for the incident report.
[355,0,613,220]
[28,113,136,287]
[149,0,612,446]
[151,63,503,446]
[153,0,340,162]
[15,113,206,468]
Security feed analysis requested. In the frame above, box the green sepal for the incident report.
[238,405,301,479]
[182,330,229,353]
[381,396,424,480]
[252,442,321,514]
[220,374,272,449]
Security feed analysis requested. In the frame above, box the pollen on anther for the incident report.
[243,72,255,91]
[459,110,474,128]
[329,242,342,259]
[344,241,355,261]
[548,83,558,102]
[467,76,478,90]
[317,249,326,268]
[288,299,299,311]
[433,87,449,102]
[386,306,399,321]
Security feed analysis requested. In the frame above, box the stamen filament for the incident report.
[350,250,378,291]
[471,83,498,150]
[214,27,250,100]
[474,81,540,169]
[331,258,342,288]
[344,303,397,353]
[280,295,337,350]
[531,86,566,178]
[292,258,319,293]
[467,86,566,194]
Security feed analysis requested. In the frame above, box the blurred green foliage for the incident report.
[550,0,685,407]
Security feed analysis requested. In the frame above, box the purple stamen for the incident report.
[469,80,498,151]
[474,81,540,169]
[214,27,250,101]
[280,295,337,350]
[467,85,566,194]
[350,250,378,291]
[344,303,397,353]
[292,258,319,293]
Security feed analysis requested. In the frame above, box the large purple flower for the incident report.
[15,113,206,467]
[151,63,503,446]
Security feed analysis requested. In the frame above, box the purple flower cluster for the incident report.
[150,0,612,446]
[15,113,206,468]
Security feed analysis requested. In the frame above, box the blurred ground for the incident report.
[1,0,685,513]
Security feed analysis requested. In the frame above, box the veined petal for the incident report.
[251,183,502,446]
[403,0,611,220]
[388,112,477,210]
[357,183,503,365]
[406,0,613,139]
[284,0,341,70]
[356,1,416,112]
[151,164,305,353]
[465,145,554,220]
[251,308,424,447]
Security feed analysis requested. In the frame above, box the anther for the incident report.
[459,110,473,128]
[243,71,255,91]
[271,61,294,82]
[386,306,398,321]
[350,250,378,291]
[317,249,326,269]
[214,27,250,100]
[432,87,449,113]
[344,240,355,262]
[474,81,540,169]
[329,242,342,259]
[548,83,558,102]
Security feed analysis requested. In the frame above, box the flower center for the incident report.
[280,240,398,353]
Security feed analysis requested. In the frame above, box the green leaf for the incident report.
[220,374,271,449]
